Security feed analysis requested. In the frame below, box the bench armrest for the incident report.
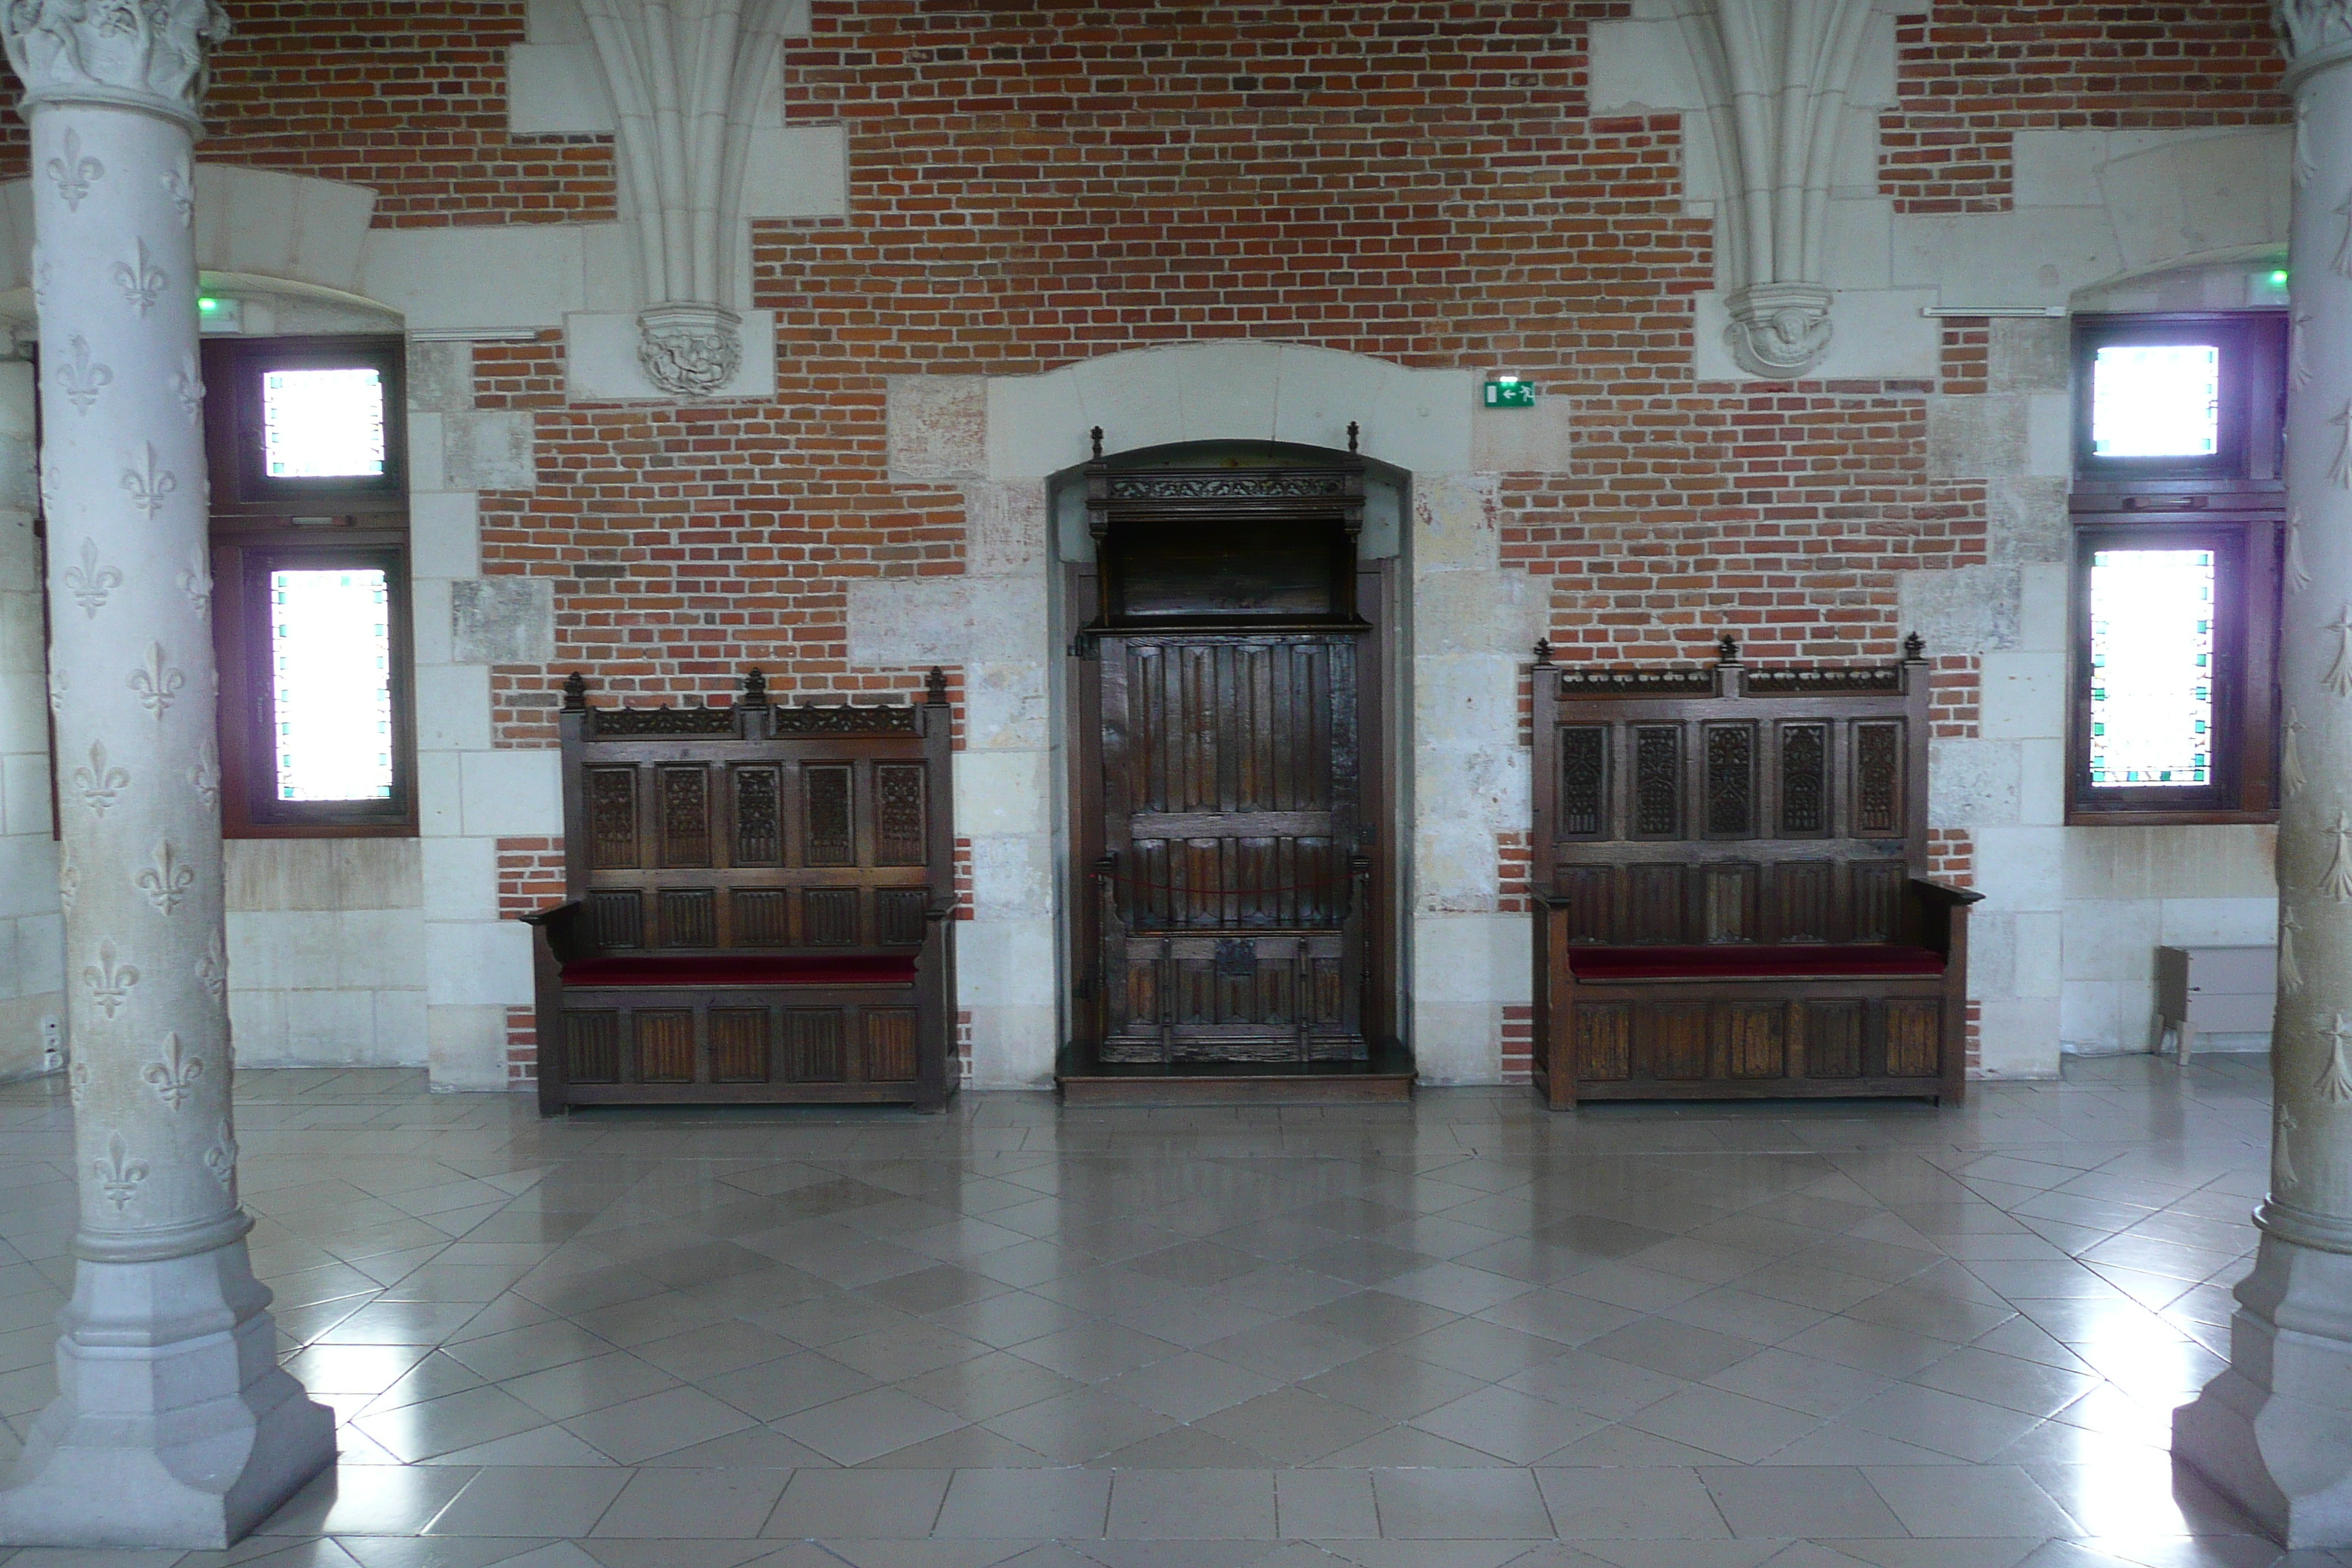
[518,900,592,964]
[1908,878,1986,908]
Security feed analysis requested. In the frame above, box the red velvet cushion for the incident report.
[1568,944,1945,981]
[562,955,917,987]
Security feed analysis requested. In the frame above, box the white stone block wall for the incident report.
[406,341,550,1090]
[0,358,61,1080]
[224,841,426,1066]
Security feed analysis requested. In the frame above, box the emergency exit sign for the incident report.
[1484,377,1535,408]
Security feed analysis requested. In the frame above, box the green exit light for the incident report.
[2271,270,2291,287]
[1483,376,1536,409]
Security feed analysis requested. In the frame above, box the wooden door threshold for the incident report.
[1055,1040,1416,1105]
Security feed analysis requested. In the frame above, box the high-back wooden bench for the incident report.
[1530,636,1979,1109]
[522,669,957,1114]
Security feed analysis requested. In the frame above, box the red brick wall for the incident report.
[0,1,617,227]
[1880,3,2288,214]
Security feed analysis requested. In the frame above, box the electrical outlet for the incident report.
[39,1016,61,1074]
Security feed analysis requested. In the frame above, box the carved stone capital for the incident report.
[1722,282,1835,380]
[2281,0,2352,70]
[1,0,230,126]
[636,303,743,398]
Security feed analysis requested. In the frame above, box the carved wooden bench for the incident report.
[1530,637,1979,1108]
[522,669,957,1113]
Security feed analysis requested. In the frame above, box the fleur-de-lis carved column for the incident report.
[0,1,332,1549]
[2174,1,2352,1546]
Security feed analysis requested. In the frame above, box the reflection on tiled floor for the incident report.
[0,1054,2335,1567]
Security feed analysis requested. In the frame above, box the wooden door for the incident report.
[1092,631,1370,1064]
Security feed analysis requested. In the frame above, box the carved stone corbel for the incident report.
[577,0,788,399]
[1673,0,1878,380]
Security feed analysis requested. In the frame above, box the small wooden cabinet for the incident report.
[2154,944,2276,1063]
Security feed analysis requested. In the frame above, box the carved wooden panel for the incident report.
[1718,1003,1784,1078]
[785,1010,844,1082]
[866,1009,919,1082]
[1779,723,1828,836]
[1804,1000,1863,1077]
[1885,1000,1942,1076]
[1627,864,1684,943]
[1632,725,1681,838]
[734,889,790,946]
[658,766,712,868]
[660,889,716,948]
[733,766,782,866]
[1850,862,1904,943]
[1704,864,1756,943]
[1704,723,1756,837]
[1641,1003,1709,1080]
[1556,867,1614,944]
[589,889,643,949]
[1576,1003,1631,1080]
[1095,632,1365,1065]
[587,768,638,869]
[1855,722,1904,837]
[565,1012,620,1083]
[1558,726,1607,838]
[1771,862,1833,943]
[709,1009,768,1082]
[876,764,927,866]
[635,1011,695,1083]
[804,765,854,867]
[877,889,930,946]
[804,889,858,946]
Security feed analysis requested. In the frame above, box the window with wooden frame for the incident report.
[203,335,415,837]
[2068,312,2285,825]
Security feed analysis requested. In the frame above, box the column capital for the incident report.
[1,0,230,130]
[2281,0,2352,89]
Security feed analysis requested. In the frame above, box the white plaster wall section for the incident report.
[0,357,57,1080]
[1897,129,2291,309]
[404,339,546,1090]
[1409,473,1546,1083]
[982,344,1476,481]
[223,840,426,1068]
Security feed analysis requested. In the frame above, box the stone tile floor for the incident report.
[0,1053,2335,1567]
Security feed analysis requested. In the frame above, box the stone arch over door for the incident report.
[863,342,1545,1088]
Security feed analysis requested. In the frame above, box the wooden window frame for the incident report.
[203,333,415,838]
[2068,311,2285,826]
[203,334,407,521]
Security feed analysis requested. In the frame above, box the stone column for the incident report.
[0,2,333,1550]
[2173,4,2352,1548]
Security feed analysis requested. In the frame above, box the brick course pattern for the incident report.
[1879,3,2288,214]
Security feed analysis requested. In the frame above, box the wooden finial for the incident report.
[741,667,768,706]
[1717,633,1740,665]
[1348,421,1360,453]
[562,671,589,709]
[1533,638,1553,666]
[1903,631,1926,661]
[1090,426,1104,460]
[924,666,949,705]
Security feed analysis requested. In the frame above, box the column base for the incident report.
[0,1232,336,1549]
[2174,1231,2352,1548]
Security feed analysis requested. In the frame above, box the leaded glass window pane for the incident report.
[2087,549,2214,788]
[263,366,386,478]
[270,568,394,802]
[2091,344,2220,457]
